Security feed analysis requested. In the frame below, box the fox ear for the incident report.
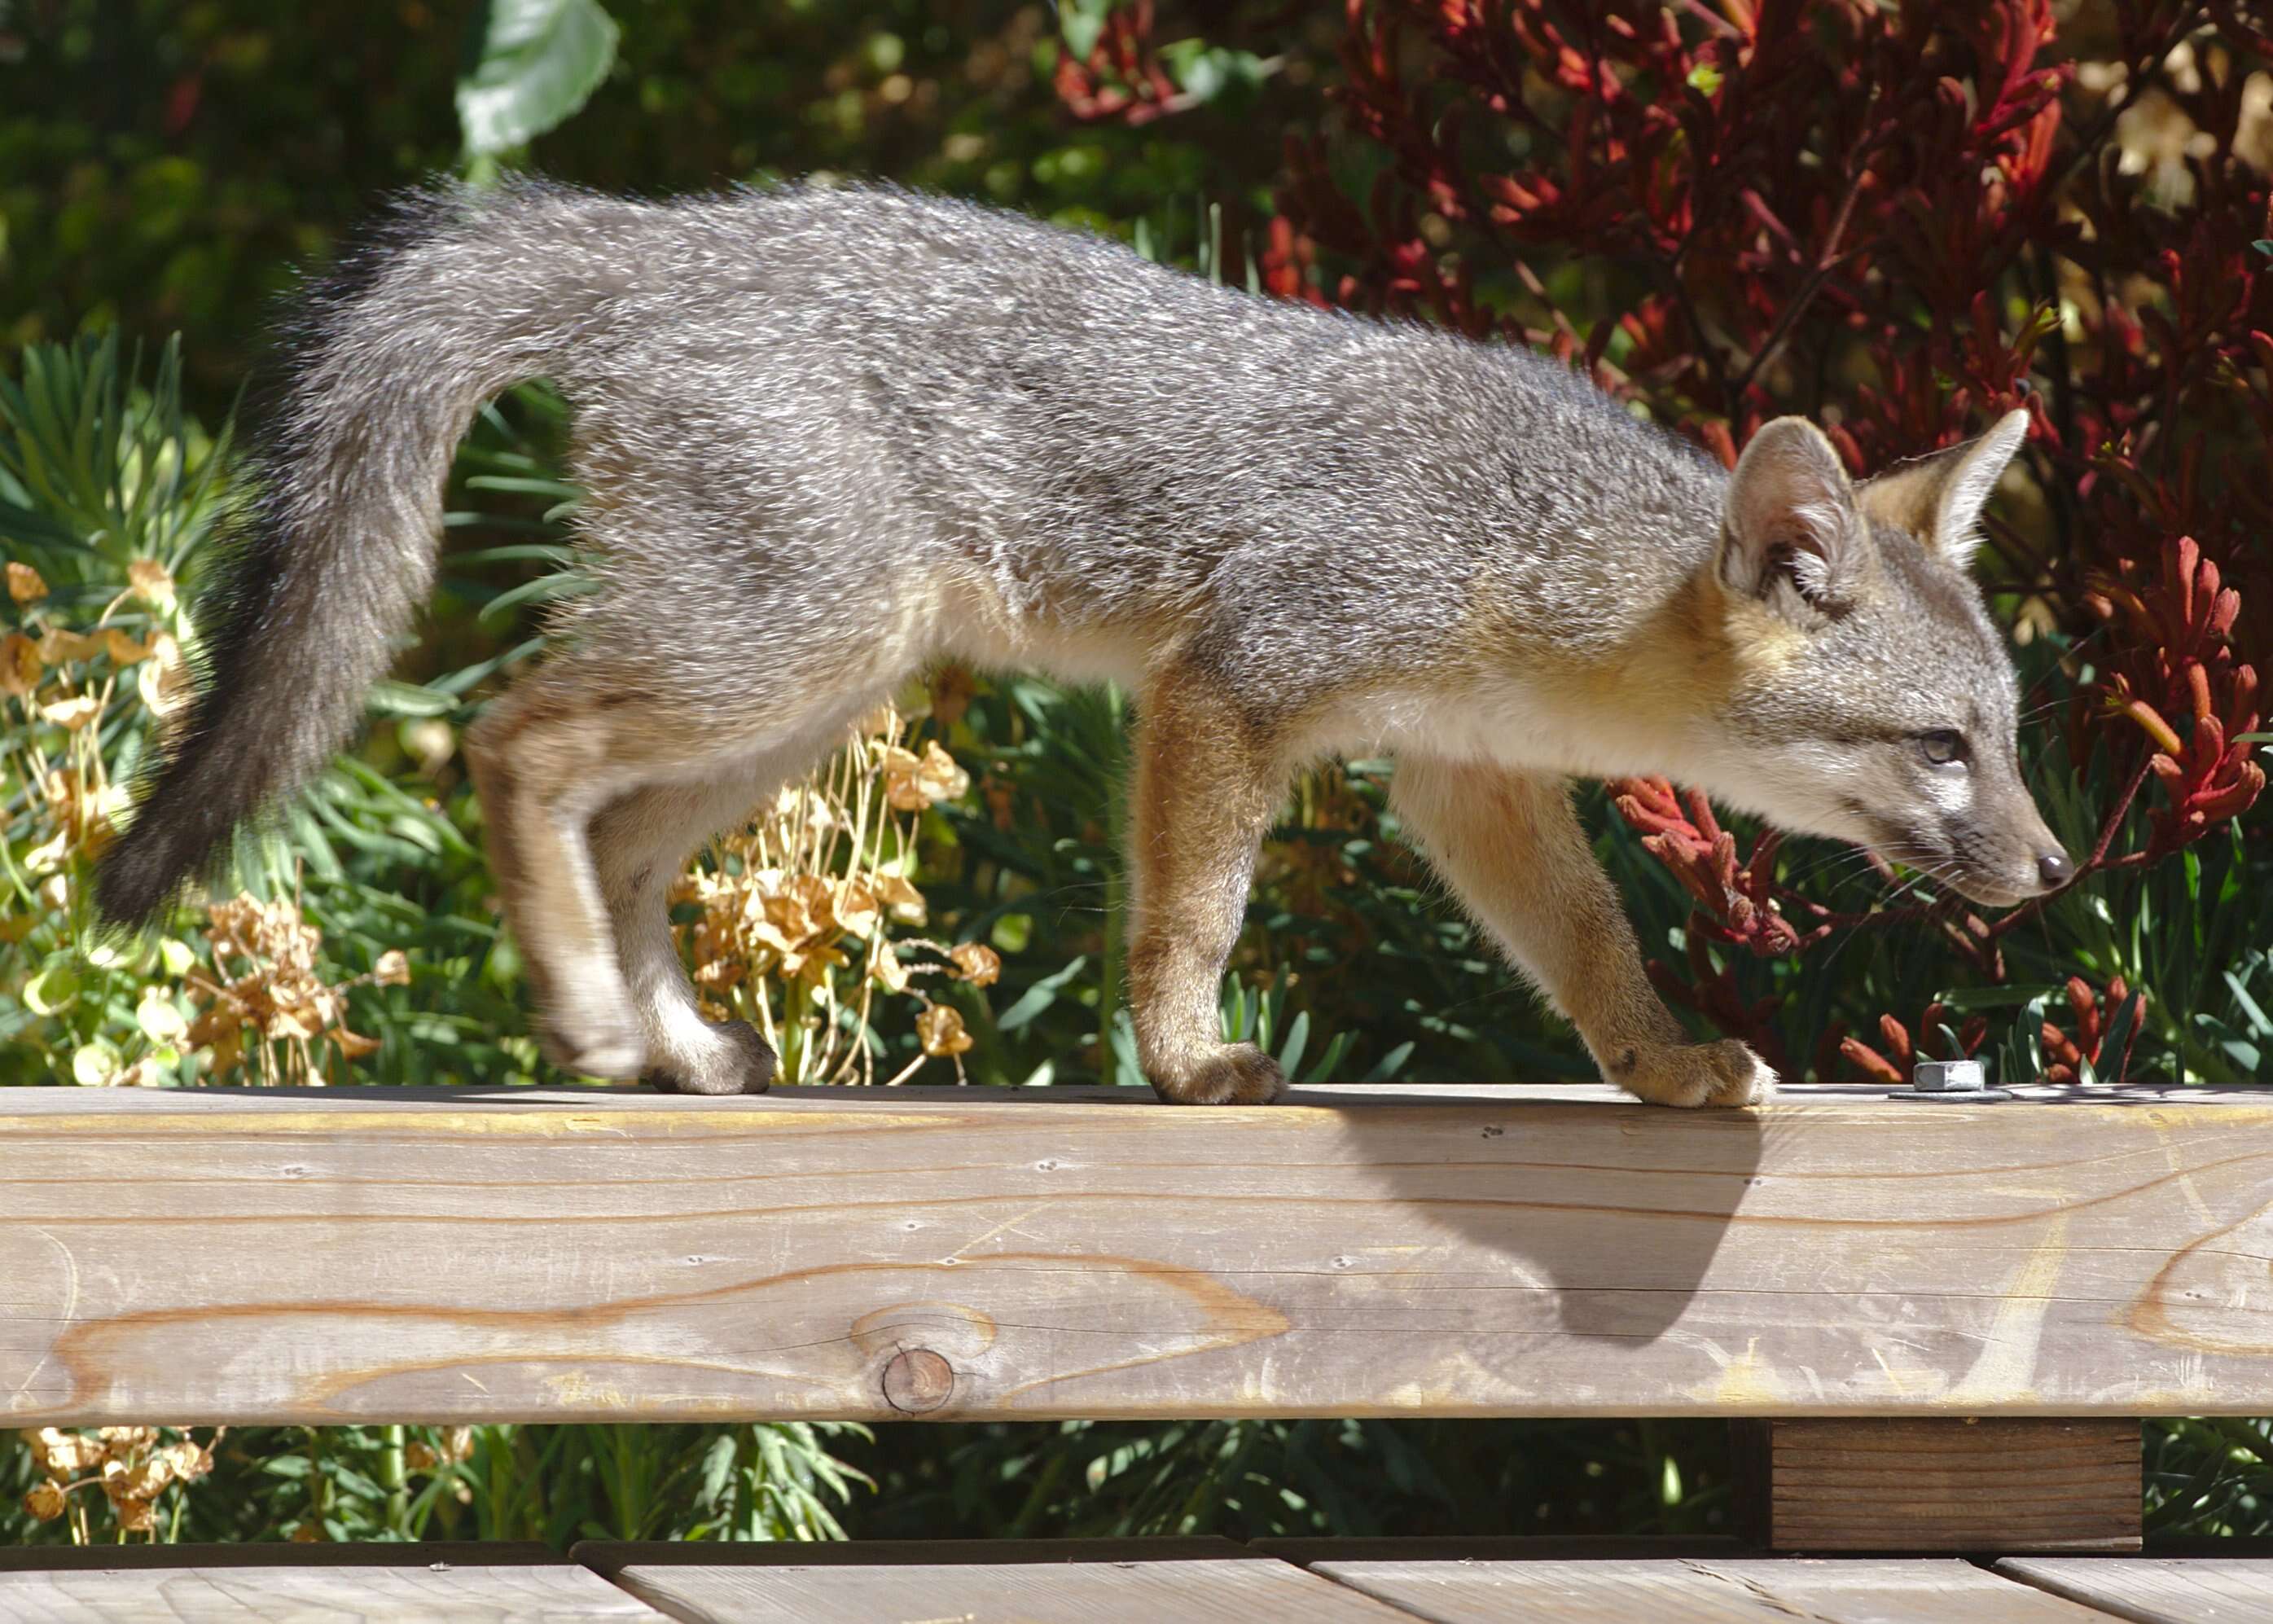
[1718,417,1863,623]
[1854,408,2029,568]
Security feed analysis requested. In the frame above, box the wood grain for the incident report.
[6,1083,2273,1425]
[581,1540,1424,1623]
[0,1543,662,1623]
[1997,1556,2273,1622]
[1310,1556,2122,1623]
[1745,1417,2141,1552]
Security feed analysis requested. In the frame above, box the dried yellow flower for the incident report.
[667,706,994,1088]
[103,626,153,665]
[37,627,104,665]
[917,1003,974,1058]
[881,740,970,811]
[856,703,901,740]
[874,873,927,925]
[373,949,410,986]
[186,893,401,1083]
[127,556,176,611]
[948,942,1002,987]
[43,767,117,851]
[5,561,47,604]
[1,630,39,696]
[138,632,191,722]
[834,880,880,940]
[28,1427,100,1479]
[157,1439,213,1484]
[101,1452,169,1504]
[22,1481,65,1522]
[39,694,101,732]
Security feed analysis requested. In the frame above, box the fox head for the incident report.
[1699,410,2069,908]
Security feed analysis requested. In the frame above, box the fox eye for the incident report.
[1918,729,1968,767]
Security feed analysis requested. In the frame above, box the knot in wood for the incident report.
[882,1348,955,1414]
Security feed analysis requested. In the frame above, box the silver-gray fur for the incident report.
[96,178,2065,1105]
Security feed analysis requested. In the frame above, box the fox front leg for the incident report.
[1389,757,1775,1108]
[1124,665,1291,1104]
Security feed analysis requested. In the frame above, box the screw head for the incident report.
[1913,1059,1986,1093]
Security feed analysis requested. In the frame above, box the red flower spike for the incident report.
[2041,978,2148,1086]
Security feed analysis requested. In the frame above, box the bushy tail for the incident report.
[95,182,592,926]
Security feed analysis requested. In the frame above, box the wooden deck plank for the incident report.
[577,1538,1427,1623]
[1996,1556,2273,1622]
[1309,1556,2124,1624]
[7,1082,2273,1425]
[0,1543,663,1623]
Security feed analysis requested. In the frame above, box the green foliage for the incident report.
[2148,1418,2273,1537]
[4,1423,867,1546]
[458,0,624,163]
[849,1417,1737,1542]
[0,0,1305,411]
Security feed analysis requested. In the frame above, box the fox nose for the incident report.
[2036,848,2073,890]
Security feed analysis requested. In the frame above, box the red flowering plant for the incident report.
[1060,0,2272,1085]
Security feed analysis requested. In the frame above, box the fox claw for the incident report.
[1148,1041,1289,1105]
[1620,1038,1777,1108]
[642,1019,777,1095]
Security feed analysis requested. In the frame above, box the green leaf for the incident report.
[1933,984,2058,1010]
[367,679,459,718]
[2225,969,2273,1039]
[456,0,621,159]
[1362,1041,1415,1084]
[1057,0,1112,61]
[24,959,79,1016]
[995,955,1090,1033]
[1156,41,1270,106]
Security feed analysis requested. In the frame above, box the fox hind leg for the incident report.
[1125,663,1291,1104]
[589,728,859,1096]
[463,671,653,1078]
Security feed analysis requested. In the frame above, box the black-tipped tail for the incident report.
[94,182,568,927]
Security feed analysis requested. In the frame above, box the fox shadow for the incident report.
[1301,1084,1766,1387]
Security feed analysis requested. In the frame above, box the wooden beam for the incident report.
[5,1083,2272,1426]
[1735,1418,2141,1552]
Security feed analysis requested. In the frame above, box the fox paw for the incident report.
[1148,1042,1290,1105]
[1617,1038,1777,1108]
[643,1020,777,1096]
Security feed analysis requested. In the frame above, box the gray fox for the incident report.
[94,180,2069,1106]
